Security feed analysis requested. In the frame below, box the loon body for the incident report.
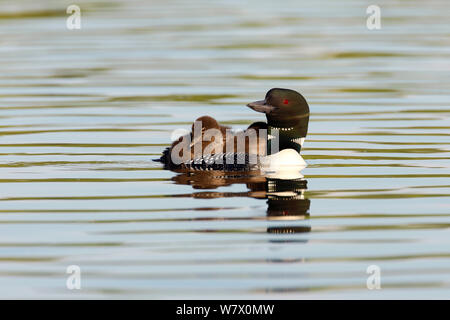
[156,88,310,172]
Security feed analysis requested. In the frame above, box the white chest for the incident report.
[260,148,307,179]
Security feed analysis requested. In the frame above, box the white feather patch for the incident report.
[291,137,305,146]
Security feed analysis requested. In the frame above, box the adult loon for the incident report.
[156,88,310,172]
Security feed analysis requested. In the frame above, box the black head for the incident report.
[247,88,310,133]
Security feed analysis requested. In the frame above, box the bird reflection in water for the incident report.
[170,169,310,235]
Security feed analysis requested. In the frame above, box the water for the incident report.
[0,0,449,299]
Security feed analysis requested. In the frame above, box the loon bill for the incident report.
[156,88,310,172]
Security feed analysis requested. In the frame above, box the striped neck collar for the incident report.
[267,125,304,154]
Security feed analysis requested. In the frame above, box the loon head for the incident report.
[247,88,310,154]
[190,115,222,137]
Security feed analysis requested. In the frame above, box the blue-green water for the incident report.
[0,0,449,298]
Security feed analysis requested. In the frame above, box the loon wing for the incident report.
[156,152,259,172]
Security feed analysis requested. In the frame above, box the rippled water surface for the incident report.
[0,0,449,298]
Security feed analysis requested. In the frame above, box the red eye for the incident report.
[283,99,289,105]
